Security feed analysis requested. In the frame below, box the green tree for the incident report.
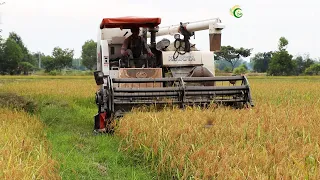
[8,32,35,66]
[52,47,74,70]
[8,32,27,53]
[42,55,55,72]
[267,37,296,76]
[224,66,232,73]
[19,62,36,75]
[0,37,5,74]
[305,64,320,75]
[239,63,248,70]
[215,58,247,71]
[278,37,288,51]
[293,55,315,75]
[215,59,231,71]
[250,51,273,72]
[214,45,252,71]
[233,64,248,75]
[2,38,24,74]
[81,40,97,70]
[42,47,74,72]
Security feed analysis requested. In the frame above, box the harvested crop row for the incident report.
[0,108,60,180]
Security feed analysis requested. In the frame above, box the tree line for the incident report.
[215,37,320,75]
[0,32,319,76]
[0,32,97,75]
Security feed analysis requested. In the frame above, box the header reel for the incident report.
[94,72,254,127]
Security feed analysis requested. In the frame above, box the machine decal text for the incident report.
[168,55,196,62]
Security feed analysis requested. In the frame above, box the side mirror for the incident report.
[94,71,104,85]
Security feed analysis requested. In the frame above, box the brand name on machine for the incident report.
[168,55,196,62]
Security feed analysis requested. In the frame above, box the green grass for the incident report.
[0,77,157,179]
[40,99,159,179]
[39,102,156,179]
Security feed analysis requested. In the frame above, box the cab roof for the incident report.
[100,16,161,29]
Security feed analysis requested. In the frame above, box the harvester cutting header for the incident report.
[94,16,254,132]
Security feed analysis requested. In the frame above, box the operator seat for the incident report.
[108,36,127,68]
[109,36,126,60]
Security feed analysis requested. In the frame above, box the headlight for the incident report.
[156,38,171,51]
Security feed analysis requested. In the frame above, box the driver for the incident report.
[121,27,154,68]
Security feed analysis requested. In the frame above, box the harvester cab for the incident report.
[94,16,254,133]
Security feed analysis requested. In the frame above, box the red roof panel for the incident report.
[100,16,161,29]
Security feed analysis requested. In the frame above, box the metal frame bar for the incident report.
[243,76,254,107]
[110,76,245,83]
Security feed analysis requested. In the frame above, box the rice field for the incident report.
[0,108,60,179]
[1,75,320,179]
[116,76,320,179]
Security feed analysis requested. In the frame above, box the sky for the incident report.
[0,0,319,60]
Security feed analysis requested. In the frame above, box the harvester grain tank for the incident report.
[93,16,254,132]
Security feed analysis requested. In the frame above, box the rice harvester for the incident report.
[93,16,254,132]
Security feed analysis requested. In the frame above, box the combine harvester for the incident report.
[93,16,254,132]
